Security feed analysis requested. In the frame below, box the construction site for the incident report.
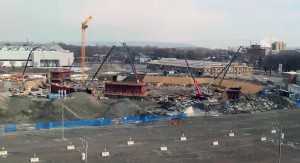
[0,16,299,163]
[0,43,293,124]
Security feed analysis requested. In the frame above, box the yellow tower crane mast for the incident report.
[81,16,92,85]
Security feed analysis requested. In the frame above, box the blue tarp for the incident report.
[121,114,187,124]
[296,100,300,107]
[35,119,112,129]
[4,124,17,132]
[121,117,144,123]
[47,94,60,99]
[26,114,188,131]
[144,116,160,122]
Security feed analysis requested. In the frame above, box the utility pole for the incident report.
[59,89,66,140]
[80,138,88,163]
[62,104,65,140]
[273,122,283,163]
[278,124,283,163]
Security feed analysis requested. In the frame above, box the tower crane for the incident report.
[81,16,92,85]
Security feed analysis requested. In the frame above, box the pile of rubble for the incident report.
[147,91,293,116]
[233,94,291,113]
[147,100,221,117]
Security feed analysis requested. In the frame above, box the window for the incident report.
[40,60,60,67]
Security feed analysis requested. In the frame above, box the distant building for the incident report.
[203,63,253,76]
[271,41,286,51]
[245,45,268,57]
[135,55,151,64]
[92,54,106,63]
[286,70,300,101]
[281,72,298,90]
[147,58,253,77]
[0,44,74,67]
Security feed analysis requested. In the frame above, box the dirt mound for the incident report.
[0,92,150,124]
[101,98,146,118]
[33,92,147,122]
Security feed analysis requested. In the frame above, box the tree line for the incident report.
[263,50,300,74]
[58,43,229,63]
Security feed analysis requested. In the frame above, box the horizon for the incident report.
[0,0,299,48]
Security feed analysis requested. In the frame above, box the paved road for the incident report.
[0,109,300,163]
[238,74,283,85]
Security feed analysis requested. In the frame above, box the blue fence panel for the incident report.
[144,116,160,122]
[65,120,95,127]
[121,116,144,123]
[100,119,112,125]
[4,124,17,132]
[167,114,187,120]
[35,122,51,129]
[33,115,187,130]
[35,118,113,129]
[159,116,170,121]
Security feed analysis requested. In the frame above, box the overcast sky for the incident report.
[1,0,299,48]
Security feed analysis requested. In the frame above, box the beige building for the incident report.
[204,63,253,76]
[271,41,286,51]
[147,58,253,77]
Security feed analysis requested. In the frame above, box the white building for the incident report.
[0,44,74,67]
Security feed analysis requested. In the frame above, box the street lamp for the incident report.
[80,138,88,163]
[59,89,67,140]
[272,122,284,163]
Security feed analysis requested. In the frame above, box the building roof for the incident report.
[148,58,250,69]
[0,43,69,52]
[148,58,223,69]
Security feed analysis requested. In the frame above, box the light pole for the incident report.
[272,122,284,163]
[59,89,67,140]
[80,138,88,163]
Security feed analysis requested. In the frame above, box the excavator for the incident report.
[121,42,142,83]
[86,45,116,89]
[183,54,205,100]
[86,42,141,95]
[206,46,242,93]
[22,47,40,78]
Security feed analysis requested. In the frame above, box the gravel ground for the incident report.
[0,109,300,163]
